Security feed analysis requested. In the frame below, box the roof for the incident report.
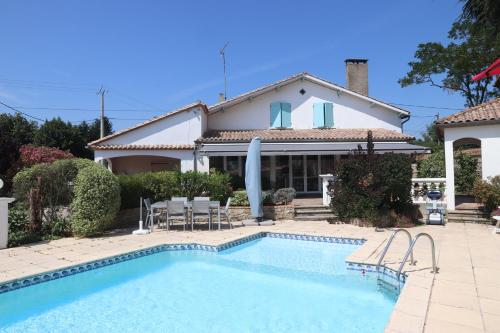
[88,101,208,147]
[91,144,194,150]
[208,72,410,116]
[198,128,414,143]
[436,98,500,127]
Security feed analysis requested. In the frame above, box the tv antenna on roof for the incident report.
[219,42,229,100]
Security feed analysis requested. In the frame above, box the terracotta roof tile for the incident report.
[198,128,413,143]
[436,98,500,126]
[91,144,194,150]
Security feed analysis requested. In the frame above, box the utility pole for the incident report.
[219,42,229,100]
[97,86,108,138]
[435,112,440,145]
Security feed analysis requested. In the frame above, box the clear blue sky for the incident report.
[1,0,466,138]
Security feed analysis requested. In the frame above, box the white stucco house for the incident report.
[436,98,500,209]
[89,59,427,194]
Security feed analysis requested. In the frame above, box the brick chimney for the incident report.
[345,59,368,95]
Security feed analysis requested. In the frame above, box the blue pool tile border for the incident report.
[0,232,403,294]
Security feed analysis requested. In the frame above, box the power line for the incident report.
[0,100,46,122]
[11,106,163,113]
[389,102,463,111]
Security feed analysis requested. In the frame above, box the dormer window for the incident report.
[313,102,334,128]
[270,102,292,128]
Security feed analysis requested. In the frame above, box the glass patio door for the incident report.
[291,156,304,192]
[306,156,319,192]
[289,155,320,193]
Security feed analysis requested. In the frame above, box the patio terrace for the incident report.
[0,221,499,333]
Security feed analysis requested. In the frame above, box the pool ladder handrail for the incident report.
[376,229,415,273]
[396,232,438,281]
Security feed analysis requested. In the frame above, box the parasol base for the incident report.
[241,219,275,226]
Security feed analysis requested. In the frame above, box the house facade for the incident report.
[436,98,500,209]
[90,59,427,194]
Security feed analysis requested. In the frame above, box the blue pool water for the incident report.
[0,237,397,332]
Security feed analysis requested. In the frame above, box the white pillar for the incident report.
[0,198,16,249]
[319,174,335,206]
[444,139,455,210]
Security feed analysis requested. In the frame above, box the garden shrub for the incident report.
[329,151,413,226]
[118,171,232,208]
[7,205,41,247]
[273,187,296,205]
[418,149,445,178]
[473,176,500,212]
[70,165,121,237]
[19,144,74,167]
[455,150,479,194]
[231,191,249,206]
[118,171,178,209]
[262,190,274,205]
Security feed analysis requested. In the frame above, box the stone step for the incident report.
[446,215,492,223]
[295,208,332,215]
[294,205,327,209]
[293,214,336,221]
[449,209,486,215]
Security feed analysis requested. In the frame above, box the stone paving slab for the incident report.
[0,221,499,332]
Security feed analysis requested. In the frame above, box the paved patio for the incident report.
[0,221,499,333]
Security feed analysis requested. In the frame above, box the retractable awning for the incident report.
[197,142,430,156]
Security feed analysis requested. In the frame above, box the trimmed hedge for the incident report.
[71,165,121,237]
[118,171,232,209]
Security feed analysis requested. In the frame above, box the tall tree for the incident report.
[460,0,500,34]
[34,118,84,156]
[0,113,38,146]
[400,19,500,107]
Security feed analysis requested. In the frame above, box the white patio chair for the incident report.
[191,200,211,231]
[144,198,161,229]
[172,197,188,205]
[222,197,233,229]
[193,196,210,201]
[166,200,187,231]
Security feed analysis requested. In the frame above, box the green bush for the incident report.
[231,190,249,206]
[262,190,274,205]
[70,165,121,237]
[273,188,296,205]
[455,150,479,194]
[7,204,30,233]
[118,171,232,208]
[418,149,445,178]
[473,176,500,212]
[329,152,413,223]
[118,171,178,209]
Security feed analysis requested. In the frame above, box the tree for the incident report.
[400,19,500,107]
[34,117,86,157]
[413,123,442,151]
[77,117,113,159]
[0,113,38,146]
[460,0,500,34]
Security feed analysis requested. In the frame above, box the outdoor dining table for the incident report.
[150,200,221,230]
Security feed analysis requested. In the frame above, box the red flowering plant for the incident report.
[19,145,74,167]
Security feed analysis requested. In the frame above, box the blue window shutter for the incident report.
[313,103,325,127]
[270,102,282,128]
[281,102,292,128]
[324,102,334,127]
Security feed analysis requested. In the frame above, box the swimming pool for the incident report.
[0,235,398,332]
